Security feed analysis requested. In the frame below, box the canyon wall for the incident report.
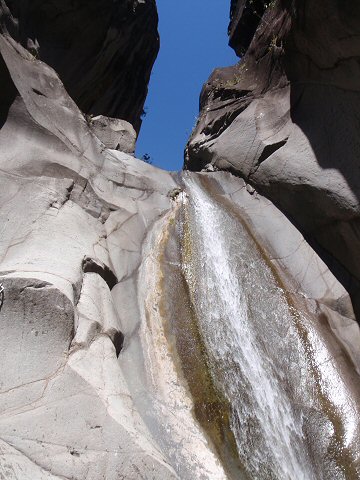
[0,0,159,132]
[0,0,360,478]
[0,2,178,478]
[186,0,360,318]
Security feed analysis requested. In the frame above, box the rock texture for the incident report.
[0,3,242,475]
[89,115,137,154]
[0,31,179,479]
[194,172,360,373]
[170,172,360,478]
[186,0,360,318]
[0,0,159,132]
[0,0,360,478]
[0,4,178,477]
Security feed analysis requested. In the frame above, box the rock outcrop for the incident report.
[186,0,360,318]
[0,0,159,132]
[0,24,179,478]
[89,115,137,154]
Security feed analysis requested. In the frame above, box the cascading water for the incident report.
[174,173,360,480]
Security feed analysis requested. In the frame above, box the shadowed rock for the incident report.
[0,0,159,132]
[186,0,360,319]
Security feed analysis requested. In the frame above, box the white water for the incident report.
[182,176,317,479]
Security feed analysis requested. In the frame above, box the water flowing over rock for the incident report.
[176,174,360,479]
[0,0,360,479]
[185,0,360,318]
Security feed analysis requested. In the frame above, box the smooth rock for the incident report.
[0,1,360,478]
[90,115,137,153]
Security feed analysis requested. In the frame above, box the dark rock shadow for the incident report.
[0,53,17,129]
[4,0,159,132]
[290,82,360,205]
[289,82,360,317]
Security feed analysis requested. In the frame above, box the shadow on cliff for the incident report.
[289,83,360,207]
[288,82,360,317]
[0,54,17,129]
[2,0,159,133]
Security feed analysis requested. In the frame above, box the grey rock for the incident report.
[156,171,360,476]
[202,171,360,369]
[0,0,359,478]
[202,163,217,172]
[90,115,137,153]
[0,23,180,479]
[0,15,229,478]
[186,0,360,318]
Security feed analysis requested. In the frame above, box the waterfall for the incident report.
[177,174,358,480]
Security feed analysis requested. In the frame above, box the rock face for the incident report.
[89,115,137,154]
[0,28,179,479]
[0,0,360,478]
[186,0,360,317]
[0,0,159,132]
[172,173,360,478]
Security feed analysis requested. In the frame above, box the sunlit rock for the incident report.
[186,0,360,317]
[89,115,137,154]
[0,0,360,479]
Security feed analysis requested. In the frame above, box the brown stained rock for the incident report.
[186,0,360,319]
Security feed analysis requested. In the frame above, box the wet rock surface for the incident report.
[0,0,360,478]
[173,172,360,478]
[186,0,360,318]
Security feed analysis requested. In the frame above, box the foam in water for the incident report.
[180,174,359,479]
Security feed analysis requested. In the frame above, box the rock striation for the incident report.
[186,0,360,318]
[0,0,360,478]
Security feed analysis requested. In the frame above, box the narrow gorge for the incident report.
[0,1,359,479]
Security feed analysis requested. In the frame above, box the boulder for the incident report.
[89,115,137,153]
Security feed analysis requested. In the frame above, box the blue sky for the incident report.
[135,0,238,171]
